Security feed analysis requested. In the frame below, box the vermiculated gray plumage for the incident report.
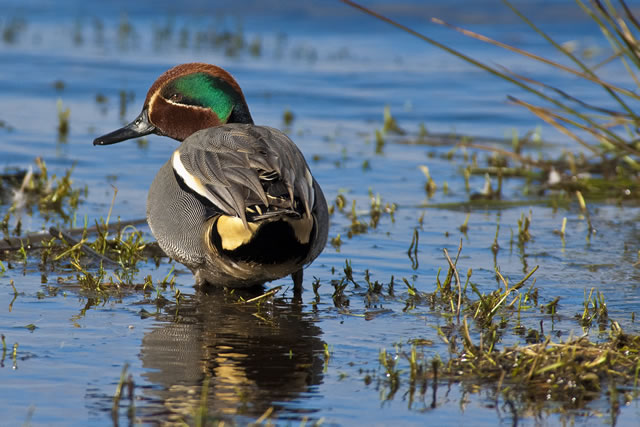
[146,123,328,288]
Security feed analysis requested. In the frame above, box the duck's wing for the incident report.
[172,124,315,228]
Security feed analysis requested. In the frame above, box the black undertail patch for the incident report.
[211,217,314,265]
[174,166,315,265]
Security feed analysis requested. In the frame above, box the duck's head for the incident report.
[93,63,253,145]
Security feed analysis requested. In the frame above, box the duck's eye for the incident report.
[169,93,183,102]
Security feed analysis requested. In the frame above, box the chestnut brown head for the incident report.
[93,63,253,145]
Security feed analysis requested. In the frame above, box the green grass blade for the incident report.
[503,0,637,115]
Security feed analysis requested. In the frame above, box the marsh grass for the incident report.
[328,191,397,244]
[0,159,85,239]
[349,242,640,417]
[321,184,637,417]
[0,162,175,312]
[3,216,168,312]
[323,22,640,416]
[343,0,640,202]
[376,328,640,415]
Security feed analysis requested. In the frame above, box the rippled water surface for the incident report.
[2,1,640,425]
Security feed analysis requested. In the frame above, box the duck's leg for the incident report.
[292,269,303,299]
[193,269,208,288]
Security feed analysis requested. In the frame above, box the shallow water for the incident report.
[2,1,640,425]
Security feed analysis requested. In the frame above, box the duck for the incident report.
[93,63,328,290]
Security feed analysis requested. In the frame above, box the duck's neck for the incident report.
[227,101,254,125]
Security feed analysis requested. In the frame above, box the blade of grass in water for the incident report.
[501,0,638,113]
[341,0,640,165]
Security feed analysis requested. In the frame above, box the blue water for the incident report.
[1,1,640,425]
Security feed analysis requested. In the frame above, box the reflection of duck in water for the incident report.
[138,288,325,423]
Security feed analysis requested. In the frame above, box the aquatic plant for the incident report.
[2,17,27,44]
[342,0,640,201]
[0,158,85,234]
[56,99,70,141]
[382,105,404,135]
[322,242,640,420]
[282,108,295,127]
[111,364,135,425]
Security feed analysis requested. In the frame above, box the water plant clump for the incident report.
[282,108,294,127]
[56,99,70,141]
[0,158,86,235]
[382,105,405,135]
[0,163,162,298]
[349,242,640,420]
[5,219,156,292]
[2,17,27,44]
[374,326,640,417]
[328,191,396,240]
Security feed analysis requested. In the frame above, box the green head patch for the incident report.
[162,73,238,123]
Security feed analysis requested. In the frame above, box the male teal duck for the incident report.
[93,63,328,290]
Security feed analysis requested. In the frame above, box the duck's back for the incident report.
[147,123,328,287]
